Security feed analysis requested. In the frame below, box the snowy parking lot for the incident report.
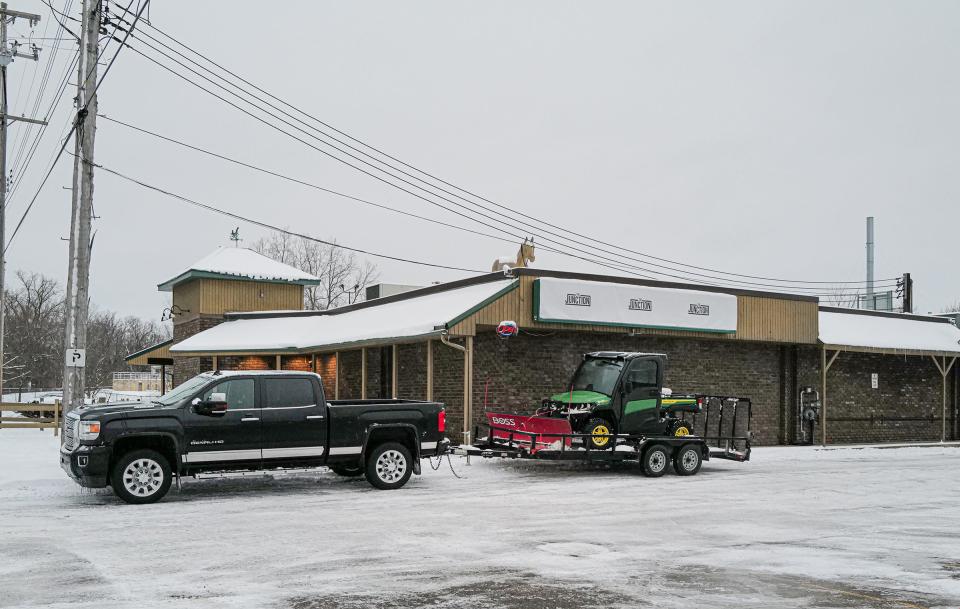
[1,431,959,609]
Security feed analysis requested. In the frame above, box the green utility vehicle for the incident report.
[535,352,701,449]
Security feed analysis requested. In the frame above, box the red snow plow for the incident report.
[485,412,572,453]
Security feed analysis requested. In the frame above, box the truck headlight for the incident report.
[79,421,101,441]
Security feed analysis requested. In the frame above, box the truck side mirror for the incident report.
[194,392,228,417]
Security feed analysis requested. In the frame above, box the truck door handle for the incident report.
[241,417,260,422]
[306,415,325,420]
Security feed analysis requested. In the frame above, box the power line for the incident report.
[4,0,145,253]
[122,14,899,288]
[94,161,490,274]
[96,113,518,247]
[115,33,893,295]
[114,20,899,294]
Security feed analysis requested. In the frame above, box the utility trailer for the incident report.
[448,394,752,477]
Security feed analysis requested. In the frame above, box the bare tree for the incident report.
[939,300,960,314]
[820,286,862,309]
[3,272,171,392]
[252,232,379,310]
[4,272,65,389]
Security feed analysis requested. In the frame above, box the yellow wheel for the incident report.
[673,422,691,437]
[585,419,612,449]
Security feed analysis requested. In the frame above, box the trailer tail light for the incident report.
[438,410,446,433]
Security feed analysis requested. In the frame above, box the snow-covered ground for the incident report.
[1,431,958,609]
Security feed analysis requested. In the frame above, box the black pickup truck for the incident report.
[60,371,446,504]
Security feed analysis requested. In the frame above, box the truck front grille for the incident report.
[62,416,79,450]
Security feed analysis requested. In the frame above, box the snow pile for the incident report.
[820,308,960,353]
[172,279,517,353]
[158,247,319,290]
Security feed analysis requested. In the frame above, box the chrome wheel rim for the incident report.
[649,451,667,473]
[123,458,164,497]
[375,450,407,483]
[681,450,699,471]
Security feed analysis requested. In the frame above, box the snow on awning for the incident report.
[171,279,518,354]
[819,308,960,356]
[158,247,320,291]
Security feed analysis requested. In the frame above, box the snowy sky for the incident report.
[5,0,960,321]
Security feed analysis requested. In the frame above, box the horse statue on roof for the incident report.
[492,238,536,273]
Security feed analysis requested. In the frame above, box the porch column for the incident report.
[932,356,957,443]
[426,339,433,401]
[334,351,340,400]
[820,347,840,446]
[361,348,367,400]
[392,345,399,399]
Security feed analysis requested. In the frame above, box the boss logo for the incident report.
[491,417,516,426]
[565,293,591,306]
[688,303,710,316]
[629,298,652,312]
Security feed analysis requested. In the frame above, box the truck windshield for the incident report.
[155,374,214,406]
[570,358,623,396]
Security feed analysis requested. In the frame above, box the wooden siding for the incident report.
[449,275,818,344]
[127,342,172,366]
[172,279,201,322]
[197,278,303,315]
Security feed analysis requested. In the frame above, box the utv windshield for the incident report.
[569,358,624,396]
[155,374,214,406]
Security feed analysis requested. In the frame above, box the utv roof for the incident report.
[584,352,667,360]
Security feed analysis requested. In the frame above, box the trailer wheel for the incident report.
[673,444,702,476]
[330,464,363,477]
[584,418,614,449]
[641,444,670,477]
[365,442,413,490]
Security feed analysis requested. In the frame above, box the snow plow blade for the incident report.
[485,412,573,453]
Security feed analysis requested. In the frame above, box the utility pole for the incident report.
[0,2,43,404]
[865,216,875,309]
[62,0,100,414]
[899,272,913,314]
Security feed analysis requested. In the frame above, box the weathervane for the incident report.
[229,227,242,247]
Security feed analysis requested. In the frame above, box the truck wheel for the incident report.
[110,449,172,504]
[584,418,614,449]
[330,464,363,477]
[641,444,670,477]
[365,442,413,490]
[673,444,702,476]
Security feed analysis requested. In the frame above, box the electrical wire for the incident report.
[114,34,891,296]
[118,13,900,289]
[114,21,899,295]
[93,161,489,274]
[4,0,148,253]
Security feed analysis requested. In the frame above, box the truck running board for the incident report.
[193,466,330,480]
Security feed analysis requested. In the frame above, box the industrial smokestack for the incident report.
[866,216,875,304]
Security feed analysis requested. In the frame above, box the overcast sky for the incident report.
[6,0,959,321]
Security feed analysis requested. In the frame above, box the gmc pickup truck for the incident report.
[60,370,446,503]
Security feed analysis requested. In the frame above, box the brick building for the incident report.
[164,267,960,447]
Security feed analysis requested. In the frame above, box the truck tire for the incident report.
[330,464,363,477]
[673,444,702,476]
[365,442,413,490]
[641,444,670,477]
[110,449,172,504]
[584,418,614,449]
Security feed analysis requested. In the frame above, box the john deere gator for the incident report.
[532,352,702,449]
